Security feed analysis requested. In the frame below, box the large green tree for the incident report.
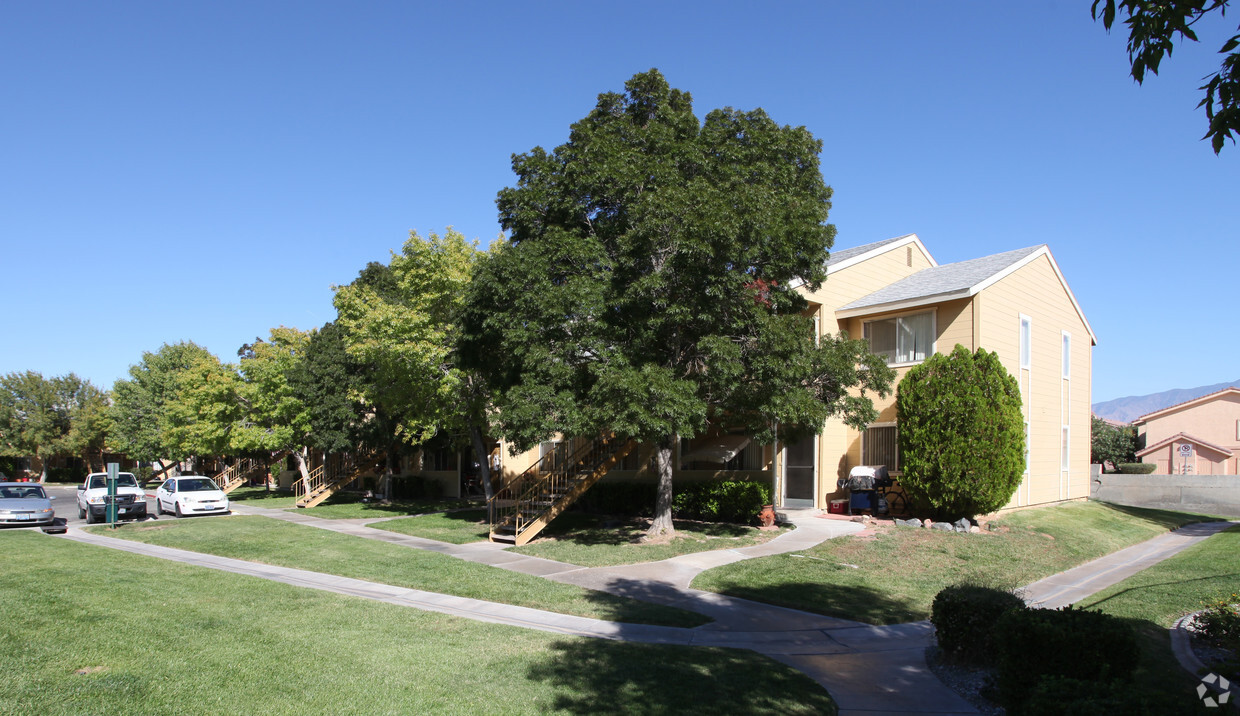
[1094,0,1239,153]
[334,229,496,494]
[163,351,242,461]
[234,327,316,489]
[895,345,1026,520]
[109,342,215,464]
[462,70,893,536]
[288,321,371,455]
[0,371,110,480]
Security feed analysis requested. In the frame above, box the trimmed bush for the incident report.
[1116,462,1158,474]
[389,474,444,500]
[1019,676,1174,716]
[931,582,1026,664]
[994,605,1140,709]
[571,482,656,516]
[672,480,772,523]
[896,345,1025,521]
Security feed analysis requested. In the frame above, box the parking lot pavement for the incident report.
[42,484,157,528]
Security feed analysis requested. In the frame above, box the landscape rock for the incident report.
[923,518,934,528]
[932,522,955,531]
[954,518,972,531]
[969,525,981,534]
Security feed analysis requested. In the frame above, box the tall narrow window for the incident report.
[1020,315,1032,369]
[1061,332,1071,379]
[1061,426,1070,470]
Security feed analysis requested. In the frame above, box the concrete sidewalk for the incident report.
[57,506,1238,715]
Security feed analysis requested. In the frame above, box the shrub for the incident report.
[672,480,772,523]
[571,482,656,516]
[896,345,1025,521]
[1193,595,1240,651]
[1116,462,1158,474]
[389,474,444,500]
[931,582,1025,664]
[994,605,1140,708]
[1019,676,1173,716]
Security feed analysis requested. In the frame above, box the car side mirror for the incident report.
[77,485,85,491]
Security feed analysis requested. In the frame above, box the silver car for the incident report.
[0,482,55,526]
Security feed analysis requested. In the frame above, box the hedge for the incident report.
[1115,462,1158,474]
[931,583,1025,664]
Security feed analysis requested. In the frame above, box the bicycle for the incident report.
[878,483,910,517]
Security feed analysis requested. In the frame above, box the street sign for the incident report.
[1179,444,1193,456]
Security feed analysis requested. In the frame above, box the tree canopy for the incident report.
[0,371,110,479]
[463,69,893,534]
[1094,0,1239,153]
[1090,415,1137,468]
[109,341,216,463]
[895,345,1026,520]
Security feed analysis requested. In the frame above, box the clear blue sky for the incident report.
[1,1,1234,403]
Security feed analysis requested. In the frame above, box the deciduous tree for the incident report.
[1090,415,1137,469]
[462,69,893,537]
[109,342,215,465]
[1094,0,1239,153]
[0,371,110,480]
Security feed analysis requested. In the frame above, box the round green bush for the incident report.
[896,345,1025,520]
[931,582,1026,664]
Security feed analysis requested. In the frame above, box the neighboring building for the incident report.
[478,233,1095,519]
[1133,388,1240,475]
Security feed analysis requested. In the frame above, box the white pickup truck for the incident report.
[77,472,148,523]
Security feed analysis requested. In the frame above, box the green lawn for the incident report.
[691,501,1218,625]
[372,510,789,566]
[227,485,298,508]
[228,486,481,519]
[0,531,836,716]
[1079,524,1240,693]
[92,515,707,628]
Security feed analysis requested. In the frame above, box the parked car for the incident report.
[0,482,55,526]
[77,472,148,523]
[155,476,229,517]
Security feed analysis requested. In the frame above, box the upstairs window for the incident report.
[864,311,934,365]
[1020,315,1032,369]
[1062,332,1071,379]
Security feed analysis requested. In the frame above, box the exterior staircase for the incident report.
[295,451,385,508]
[213,452,288,494]
[488,434,635,546]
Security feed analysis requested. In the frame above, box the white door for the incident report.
[782,435,817,508]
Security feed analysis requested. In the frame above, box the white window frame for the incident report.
[1019,314,1032,370]
[1061,331,1071,380]
[1061,425,1070,471]
[862,309,937,367]
[861,422,900,474]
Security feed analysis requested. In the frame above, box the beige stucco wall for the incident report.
[1137,391,1240,474]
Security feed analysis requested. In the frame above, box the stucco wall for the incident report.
[1091,473,1240,517]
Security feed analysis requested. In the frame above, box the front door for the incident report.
[782,435,817,508]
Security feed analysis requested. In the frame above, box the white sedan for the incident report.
[155,476,230,518]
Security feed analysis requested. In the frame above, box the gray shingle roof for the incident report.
[826,235,914,268]
[841,245,1045,311]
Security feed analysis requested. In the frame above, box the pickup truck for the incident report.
[77,472,148,523]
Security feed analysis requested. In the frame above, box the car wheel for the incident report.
[78,505,85,520]
[174,502,183,518]
[85,509,96,524]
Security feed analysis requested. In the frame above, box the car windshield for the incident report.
[180,479,219,492]
[1,486,46,499]
[88,474,139,489]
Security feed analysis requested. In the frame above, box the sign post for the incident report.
[1179,444,1193,475]
[106,462,119,526]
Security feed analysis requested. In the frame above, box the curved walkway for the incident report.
[55,509,1238,715]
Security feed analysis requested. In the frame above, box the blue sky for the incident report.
[1,1,1234,403]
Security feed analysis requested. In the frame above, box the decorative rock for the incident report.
[932,522,955,531]
[969,525,981,534]
[953,518,972,531]
[897,518,922,527]
[923,518,934,528]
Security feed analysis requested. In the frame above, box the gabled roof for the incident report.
[1136,431,1233,458]
[836,244,1098,345]
[826,233,936,274]
[1132,387,1240,425]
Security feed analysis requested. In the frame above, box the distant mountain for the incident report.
[1092,379,1240,424]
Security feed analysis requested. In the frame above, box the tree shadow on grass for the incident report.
[525,639,838,715]
[1093,501,1230,530]
[697,577,927,626]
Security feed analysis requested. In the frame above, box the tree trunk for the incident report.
[294,449,311,496]
[469,424,495,502]
[647,434,676,538]
[37,458,47,484]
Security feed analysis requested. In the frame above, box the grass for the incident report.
[227,486,482,519]
[1079,524,1240,689]
[91,515,707,628]
[372,510,789,565]
[691,501,1218,625]
[0,531,836,715]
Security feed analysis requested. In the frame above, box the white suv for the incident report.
[77,472,148,523]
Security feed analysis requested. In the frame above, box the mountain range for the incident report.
[1092,379,1240,424]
